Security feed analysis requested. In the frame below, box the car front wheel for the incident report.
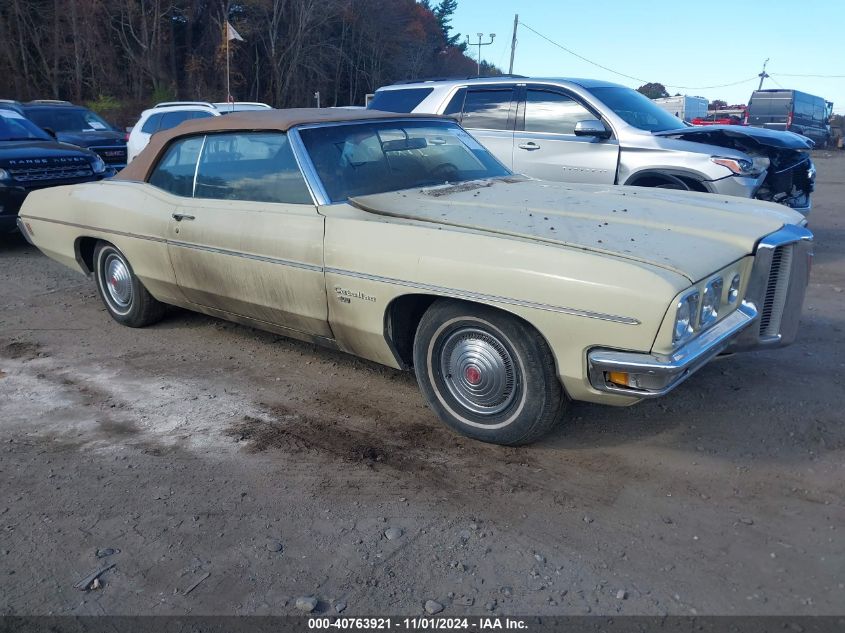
[413,299,566,445]
[93,241,165,328]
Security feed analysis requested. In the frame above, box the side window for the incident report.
[813,101,826,124]
[148,136,204,197]
[159,111,194,132]
[461,89,513,130]
[524,89,593,135]
[141,113,162,134]
[194,132,312,204]
[443,88,466,116]
[367,88,434,113]
[190,111,214,121]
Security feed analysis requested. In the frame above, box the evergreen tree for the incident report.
[434,0,462,48]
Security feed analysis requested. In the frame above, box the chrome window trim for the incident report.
[191,134,207,198]
[289,117,513,205]
[514,130,620,144]
[286,127,326,206]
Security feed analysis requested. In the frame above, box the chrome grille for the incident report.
[9,164,94,184]
[759,244,793,338]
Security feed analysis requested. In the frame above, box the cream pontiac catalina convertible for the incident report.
[18,109,813,445]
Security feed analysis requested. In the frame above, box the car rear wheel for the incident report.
[413,299,566,445]
[93,242,165,328]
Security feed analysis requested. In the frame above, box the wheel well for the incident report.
[627,172,708,192]
[384,294,560,377]
[384,294,439,369]
[75,237,99,274]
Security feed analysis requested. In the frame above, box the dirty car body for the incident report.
[369,78,816,213]
[18,109,814,445]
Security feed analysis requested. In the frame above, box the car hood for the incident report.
[653,125,814,150]
[0,139,96,163]
[349,177,801,283]
[56,130,125,147]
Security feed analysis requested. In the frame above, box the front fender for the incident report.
[321,204,689,406]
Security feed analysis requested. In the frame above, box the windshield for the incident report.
[298,120,510,202]
[0,110,52,141]
[26,107,113,133]
[590,87,686,132]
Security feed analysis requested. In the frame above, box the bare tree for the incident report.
[0,0,491,123]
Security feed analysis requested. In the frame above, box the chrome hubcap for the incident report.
[104,253,132,309]
[440,327,517,416]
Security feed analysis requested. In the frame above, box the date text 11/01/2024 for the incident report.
[308,617,529,630]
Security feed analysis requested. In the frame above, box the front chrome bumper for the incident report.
[588,303,757,398]
[587,223,813,398]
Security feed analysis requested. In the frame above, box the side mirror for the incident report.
[43,127,58,140]
[574,119,611,139]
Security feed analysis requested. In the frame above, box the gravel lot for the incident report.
[1,154,843,617]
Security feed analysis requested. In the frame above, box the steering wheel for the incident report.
[430,162,459,181]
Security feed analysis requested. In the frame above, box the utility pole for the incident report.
[757,58,770,90]
[508,14,518,74]
[466,32,496,76]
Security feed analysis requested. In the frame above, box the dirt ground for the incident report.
[1,154,843,617]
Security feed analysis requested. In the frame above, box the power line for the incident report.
[519,21,762,90]
[519,22,647,83]
[675,76,759,90]
[768,76,785,89]
[771,73,845,79]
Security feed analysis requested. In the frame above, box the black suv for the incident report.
[0,108,112,232]
[22,100,127,170]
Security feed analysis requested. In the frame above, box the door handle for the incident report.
[172,213,195,222]
[518,141,540,151]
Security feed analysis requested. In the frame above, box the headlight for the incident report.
[673,291,699,344]
[728,274,741,304]
[700,277,723,327]
[710,155,768,177]
[91,156,106,174]
[0,168,9,181]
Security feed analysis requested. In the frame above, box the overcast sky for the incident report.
[451,0,845,113]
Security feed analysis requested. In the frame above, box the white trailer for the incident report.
[653,95,708,122]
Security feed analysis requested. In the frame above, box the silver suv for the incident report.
[369,77,815,213]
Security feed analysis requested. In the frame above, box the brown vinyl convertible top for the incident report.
[117,108,442,181]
